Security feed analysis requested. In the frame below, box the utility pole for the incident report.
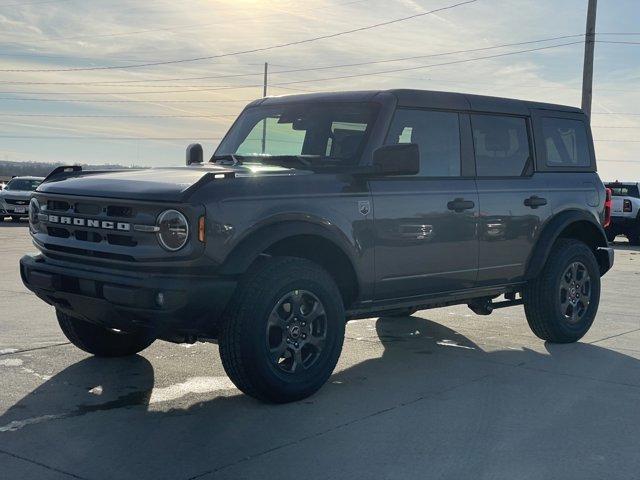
[261,62,268,153]
[581,0,597,119]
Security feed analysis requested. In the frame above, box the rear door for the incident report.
[370,108,479,301]
[472,113,552,286]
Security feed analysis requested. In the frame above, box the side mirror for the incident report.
[186,143,203,166]
[371,143,420,176]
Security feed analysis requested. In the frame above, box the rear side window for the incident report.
[541,117,590,167]
[471,115,530,177]
[386,109,461,177]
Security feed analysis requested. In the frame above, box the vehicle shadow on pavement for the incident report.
[1,316,639,479]
[0,220,28,228]
[610,241,640,253]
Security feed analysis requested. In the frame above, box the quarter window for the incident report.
[471,115,530,177]
[541,117,590,167]
[386,109,461,177]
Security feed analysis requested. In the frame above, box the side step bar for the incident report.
[467,292,523,316]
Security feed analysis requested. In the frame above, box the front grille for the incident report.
[33,192,174,262]
[5,198,29,206]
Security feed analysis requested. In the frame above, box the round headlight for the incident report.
[29,197,40,233]
[156,210,189,251]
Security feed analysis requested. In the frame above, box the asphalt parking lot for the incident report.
[1,219,639,480]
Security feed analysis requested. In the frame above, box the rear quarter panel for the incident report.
[545,172,605,223]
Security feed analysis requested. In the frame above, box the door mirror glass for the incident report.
[186,143,203,165]
[372,143,419,176]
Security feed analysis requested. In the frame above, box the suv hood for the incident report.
[36,163,301,202]
[1,189,33,201]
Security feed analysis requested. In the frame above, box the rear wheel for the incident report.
[605,230,617,243]
[57,310,156,357]
[10,216,21,222]
[523,239,600,343]
[219,257,345,403]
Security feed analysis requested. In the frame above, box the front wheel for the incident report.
[523,239,601,343]
[57,310,156,357]
[219,257,345,403]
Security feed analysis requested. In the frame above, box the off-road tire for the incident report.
[626,222,640,245]
[605,230,617,243]
[10,216,21,223]
[219,257,345,403]
[523,239,600,343]
[57,310,156,357]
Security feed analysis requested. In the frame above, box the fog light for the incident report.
[156,292,166,307]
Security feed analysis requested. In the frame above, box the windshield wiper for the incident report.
[256,155,319,168]
[211,154,326,169]
[210,154,247,166]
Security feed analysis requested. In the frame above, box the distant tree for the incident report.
[0,160,143,178]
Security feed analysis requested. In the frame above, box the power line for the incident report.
[0,135,221,140]
[0,40,584,96]
[597,40,640,45]
[6,0,368,43]
[0,113,236,118]
[0,97,251,103]
[0,34,585,86]
[0,0,478,73]
[0,0,71,7]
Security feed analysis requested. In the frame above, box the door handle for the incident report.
[524,196,547,209]
[447,198,475,213]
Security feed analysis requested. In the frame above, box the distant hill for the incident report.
[0,160,141,179]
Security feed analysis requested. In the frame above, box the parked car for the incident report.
[604,181,640,244]
[0,176,44,222]
[20,89,613,403]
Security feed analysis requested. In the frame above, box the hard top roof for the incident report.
[253,89,583,115]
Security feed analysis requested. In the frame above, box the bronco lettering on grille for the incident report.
[46,215,131,232]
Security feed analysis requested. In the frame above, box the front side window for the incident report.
[385,109,461,177]
[541,117,591,167]
[5,179,41,191]
[471,115,530,177]
[216,102,379,165]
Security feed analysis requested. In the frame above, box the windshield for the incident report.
[5,179,41,191]
[215,102,379,166]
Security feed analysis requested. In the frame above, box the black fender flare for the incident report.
[525,209,610,280]
[218,219,361,279]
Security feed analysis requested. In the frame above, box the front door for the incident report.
[371,109,479,301]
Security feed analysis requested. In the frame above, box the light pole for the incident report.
[581,0,597,119]
[261,62,268,153]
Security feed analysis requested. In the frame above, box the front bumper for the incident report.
[20,254,237,339]
[0,206,28,217]
[597,247,615,276]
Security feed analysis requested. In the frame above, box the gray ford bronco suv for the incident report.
[21,90,614,403]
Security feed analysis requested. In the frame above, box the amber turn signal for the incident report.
[198,216,206,243]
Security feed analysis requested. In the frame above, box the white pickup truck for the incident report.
[605,182,640,244]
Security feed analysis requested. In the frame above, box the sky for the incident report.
[0,0,638,180]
